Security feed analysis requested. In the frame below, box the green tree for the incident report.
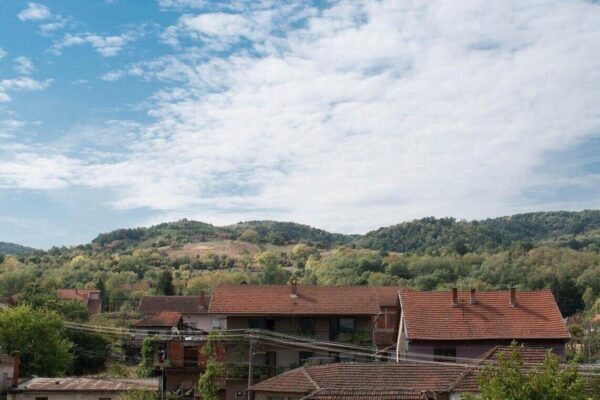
[137,337,160,378]
[157,270,175,296]
[67,330,112,375]
[462,344,585,400]
[198,332,224,400]
[118,390,158,400]
[0,305,73,376]
[256,251,288,284]
[239,229,260,243]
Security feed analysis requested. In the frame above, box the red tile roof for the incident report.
[58,289,102,315]
[13,377,158,392]
[373,287,401,307]
[138,296,208,315]
[400,289,570,340]
[209,285,381,315]
[250,361,465,395]
[307,388,436,400]
[133,311,183,328]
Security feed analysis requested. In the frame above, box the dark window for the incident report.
[298,318,316,336]
[249,318,275,330]
[35,398,49,400]
[339,318,355,333]
[433,348,456,362]
[329,318,355,340]
[299,351,314,364]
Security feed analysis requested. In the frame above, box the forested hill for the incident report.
[358,210,600,253]
[90,210,600,253]
[91,219,353,250]
[0,242,36,255]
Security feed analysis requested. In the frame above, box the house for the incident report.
[396,288,570,362]
[249,361,465,400]
[132,311,185,341]
[7,377,158,400]
[138,293,211,331]
[57,289,102,315]
[0,353,15,394]
[208,281,384,400]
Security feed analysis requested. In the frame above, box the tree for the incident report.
[118,390,158,400]
[137,337,160,378]
[462,343,585,400]
[0,305,73,376]
[256,251,288,284]
[157,270,175,296]
[67,330,112,375]
[239,229,260,243]
[198,332,224,400]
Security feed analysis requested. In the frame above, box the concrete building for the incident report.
[7,377,158,400]
[396,288,570,362]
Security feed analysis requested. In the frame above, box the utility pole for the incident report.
[247,338,254,400]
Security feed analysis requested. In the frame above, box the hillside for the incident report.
[357,210,600,253]
[0,242,36,255]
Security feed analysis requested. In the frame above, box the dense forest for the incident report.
[0,241,37,255]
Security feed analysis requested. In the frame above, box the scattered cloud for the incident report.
[18,2,52,21]
[0,77,53,102]
[0,48,6,60]
[2,0,600,233]
[14,56,34,75]
[51,30,143,57]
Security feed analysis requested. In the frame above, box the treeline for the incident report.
[0,241,37,255]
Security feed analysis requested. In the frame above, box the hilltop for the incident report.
[0,241,37,255]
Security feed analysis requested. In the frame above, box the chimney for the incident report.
[290,277,298,299]
[470,289,477,305]
[451,288,458,307]
[509,288,517,307]
[12,351,19,388]
[200,291,206,308]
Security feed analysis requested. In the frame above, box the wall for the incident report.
[0,362,14,392]
[182,313,215,331]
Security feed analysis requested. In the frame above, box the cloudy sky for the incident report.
[0,0,599,248]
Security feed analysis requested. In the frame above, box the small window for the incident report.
[339,318,355,334]
[299,351,314,364]
[35,398,49,400]
[298,318,316,336]
[433,348,456,362]
[249,319,275,330]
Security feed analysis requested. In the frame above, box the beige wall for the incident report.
[8,391,132,400]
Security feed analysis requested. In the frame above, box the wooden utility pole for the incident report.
[247,338,254,400]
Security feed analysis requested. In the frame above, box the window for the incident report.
[35,398,49,400]
[298,318,316,336]
[299,351,314,364]
[339,318,355,334]
[249,318,275,331]
[329,318,355,340]
[433,348,456,362]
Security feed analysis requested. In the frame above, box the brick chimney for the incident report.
[290,277,298,299]
[12,351,19,388]
[470,289,477,304]
[509,288,517,307]
[451,288,458,307]
[200,290,206,308]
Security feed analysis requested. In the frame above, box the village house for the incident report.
[0,353,15,395]
[57,289,102,315]
[208,281,395,400]
[7,377,158,400]
[132,311,185,341]
[396,288,570,362]
[138,293,211,331]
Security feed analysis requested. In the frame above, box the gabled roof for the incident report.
[11,377,158,392]
[250,362,465,396]
[209,285,381,316]
[138,296,208,315]
[306,388,436,400]
[133,311,183,328]
[373,286,401,307]
[450,345,550,392]
[399,289,570,341]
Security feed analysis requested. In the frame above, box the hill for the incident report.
[0,242,37,255]
[357,210,600,253]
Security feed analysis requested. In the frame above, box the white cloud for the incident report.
[14,56,34,75]
[0,77,53,102]
[51,31,141,57]
[18,2,52,21]
[3,0,600,232]
[0,48,6,60]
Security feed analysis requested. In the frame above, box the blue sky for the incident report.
[0,0,599,249]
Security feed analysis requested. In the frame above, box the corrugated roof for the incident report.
[209,285,381,315]
[400,289,570,340]
[13,377,158,392]
[138,296,208,315]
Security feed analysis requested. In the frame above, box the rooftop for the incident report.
[209,285,381,315]
[399,289,570,341]
[138,295,208,315]
[11,377,159,392]
[133,311,183,328]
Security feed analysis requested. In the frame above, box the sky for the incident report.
[0,0,599,249]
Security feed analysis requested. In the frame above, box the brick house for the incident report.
[138,293,212,331]
[57,289,102,315]
[396,288,570,362]
[208,282,389,400]
[132,311,185,341]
